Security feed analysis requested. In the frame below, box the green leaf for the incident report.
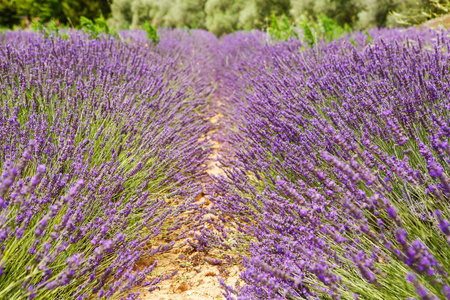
[143,21,160,45]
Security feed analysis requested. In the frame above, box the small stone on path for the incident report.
[175,281,190,293]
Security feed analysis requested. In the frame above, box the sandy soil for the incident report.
[129,112,241,300]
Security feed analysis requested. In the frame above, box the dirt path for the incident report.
[130,112,240,300]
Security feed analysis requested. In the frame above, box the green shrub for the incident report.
[296,14,351,46]
[79,15,118,39]
[143,21,160,44]
[268,14,298,41]
[31,19,67,39]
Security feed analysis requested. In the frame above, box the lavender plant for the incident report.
[211,28,450,299]
[0,29,217,299]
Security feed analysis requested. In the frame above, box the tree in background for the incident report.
[355,0,401,29]
[109,0,204,30]
[0,1,21,27]
[0,0,111,28]
[291,0,450,29]
[61,0,111,27]
[392,0,450,25]
[165,0,207,29]
[204,0,246,35]
[3,0,450,35]
[0,0,64,27]
[109,0,363,35]
[290,0,399,29]
[109,0,292,35]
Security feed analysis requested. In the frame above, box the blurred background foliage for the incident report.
[1,0,450,35]
[0,0,111,28]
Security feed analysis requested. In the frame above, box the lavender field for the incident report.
[1,27,450,300]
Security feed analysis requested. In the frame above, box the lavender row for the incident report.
[0,30,217,299]
[212,28,450,299]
